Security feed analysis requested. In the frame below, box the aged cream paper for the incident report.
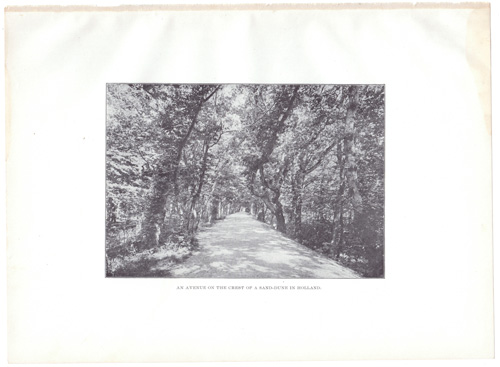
[5,3,492,363]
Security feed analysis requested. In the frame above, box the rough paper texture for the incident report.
[5,3,492,363]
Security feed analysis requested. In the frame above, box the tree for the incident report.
[239,85,300,233]
[106,84,385,277]
[137,85,220,249]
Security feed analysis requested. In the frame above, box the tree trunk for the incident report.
[289,175,297,235]
[274,201,287,233]
[140,184,168,249]
[344,86,362,212]
[209,199,219,223]
[257,209,265,222]
[334,202,344,260]
[185,140,210,232]
[292,170,304,241]
[331,141,345,256]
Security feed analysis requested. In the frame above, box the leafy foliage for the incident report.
[106,84,385,277]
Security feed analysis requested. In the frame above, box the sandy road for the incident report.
[156,212,359,278]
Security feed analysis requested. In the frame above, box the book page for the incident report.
[5,3,492,363]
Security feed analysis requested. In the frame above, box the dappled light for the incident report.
[164,213,359,278]
[106,84,384,278]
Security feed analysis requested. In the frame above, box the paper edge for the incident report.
[3,2,492,13]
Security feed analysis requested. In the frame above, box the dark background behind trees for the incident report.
[106,84,384,277]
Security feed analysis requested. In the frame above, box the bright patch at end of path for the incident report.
[157,212,360,278]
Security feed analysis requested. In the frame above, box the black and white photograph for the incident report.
[106,84,385,278]
[5,1,495,363]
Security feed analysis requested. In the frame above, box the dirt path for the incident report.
[157,212,359,278]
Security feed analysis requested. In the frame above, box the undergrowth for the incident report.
[106,236,199,277]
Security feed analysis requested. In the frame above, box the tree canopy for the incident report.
[106,84,385,277]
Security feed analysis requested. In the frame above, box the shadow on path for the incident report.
[153,212,359,278]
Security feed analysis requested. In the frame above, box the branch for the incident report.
[209,130,224,148]
[248,181,276,214]
[203,85,221,102]
[304,139,339,175]
[136,149,152,169]
[259,86,300,165]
